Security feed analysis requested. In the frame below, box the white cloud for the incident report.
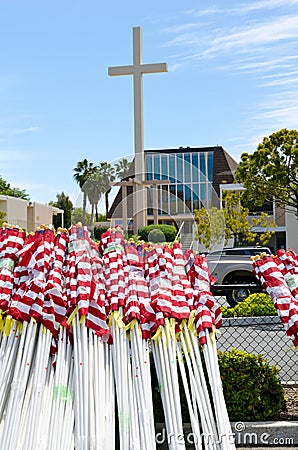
[199,15,298,58]
[187,0,298,17]
[259,76,298,87]
[169,62,183,71]
[243,0,298,12]
[221,55,298,74]
[14,126,40,134]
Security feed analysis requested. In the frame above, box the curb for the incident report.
[231,421,298,447]
[155,421,298,449]
[222,316,281,327]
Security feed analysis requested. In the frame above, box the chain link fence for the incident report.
[216,293,298,418]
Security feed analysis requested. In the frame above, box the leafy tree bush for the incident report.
[221,293,276,318]
[219,348,286,421]
[0,175,29,200]
[194,191,275,249]
[0,211,6,227]
[236,128,298,217]
[152,347,286,423]
[138,224,177,242]
[71,207,91,225]
[49,192,73,229]
[94,226,109,241]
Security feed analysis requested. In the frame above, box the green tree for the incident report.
[49,192,73,229]
[236,128,298,217]
[194,191,275,249]
[82,170,104,223]
[73,159,96,224]
[71,207,91,225]
[0,175,29,200]
[223,191,275,247]
[194,207,225,250]
[0,210,6,227]
[114,158,131,180]
[98,162,116,218]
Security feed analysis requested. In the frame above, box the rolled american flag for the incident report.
[101,228,127,313]
[252,254,298,347]
[0,225,26,312]
[171,242,191,326]
[275,248,298,300]
[7,228,48,322]
[43,228,68,337]
[66,223,111,339]
[191,253,222,346]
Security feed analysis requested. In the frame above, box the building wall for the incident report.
[286,209,298,253]
[275,206,285,227]
[0,195,63,232]
[0,195,27,229]
[28,203,56,232]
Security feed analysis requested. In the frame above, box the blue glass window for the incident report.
[153,155,161,180]
[145,155,152,181]
[184,153,191,183]
[200,183,206,202]
[192,184,201,210]
[176,154,183,183]
[177,184,184,201]
[208,152,214,181]
[177,184,184,213]
[160,185,169,214]
[147,187,153,214]
[169,155,176,183]
[192,153,199,182]
[199,153,206,180]
[161,155,168,180]
[185,185,191,211]
[169,184,176,214]
[208,183,213,205]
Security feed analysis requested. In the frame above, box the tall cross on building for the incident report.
[108,27,168,233]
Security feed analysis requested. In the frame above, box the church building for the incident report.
[107,145,238,237]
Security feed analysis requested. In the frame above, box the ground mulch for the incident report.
[280,386,298,421]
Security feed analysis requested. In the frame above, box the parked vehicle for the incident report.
[207,246,272,306]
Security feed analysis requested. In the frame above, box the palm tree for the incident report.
[73,158,96,224]
[83,170,104,223]
[114,157,132,180]
[98,162,116,218]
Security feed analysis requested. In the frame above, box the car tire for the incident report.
[225,287,250,307]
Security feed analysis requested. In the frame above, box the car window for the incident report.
[225,249,245,255]
[247,248,270,255]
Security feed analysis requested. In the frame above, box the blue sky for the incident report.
[1,0,298,209]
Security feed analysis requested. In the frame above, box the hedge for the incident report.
[152,347,286,423]
[219,348,286,421]
[93,226,109,241]
[221,293,277,318]
[138,224,177,243]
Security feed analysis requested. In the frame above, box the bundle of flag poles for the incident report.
[0,222,235,450]
[252,248,298,348]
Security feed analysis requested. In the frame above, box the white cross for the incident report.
[108,27,168,232]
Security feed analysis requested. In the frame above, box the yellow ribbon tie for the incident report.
[3,316,14,336]
[151,325,162,342]
[188,310,196,331]
[67,306,78,326]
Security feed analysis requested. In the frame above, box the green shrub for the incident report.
[138,224,177,243]
[94,226,109,241]
[152,346,285,424]
[221,293,276,318]
[218,348,286,421]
